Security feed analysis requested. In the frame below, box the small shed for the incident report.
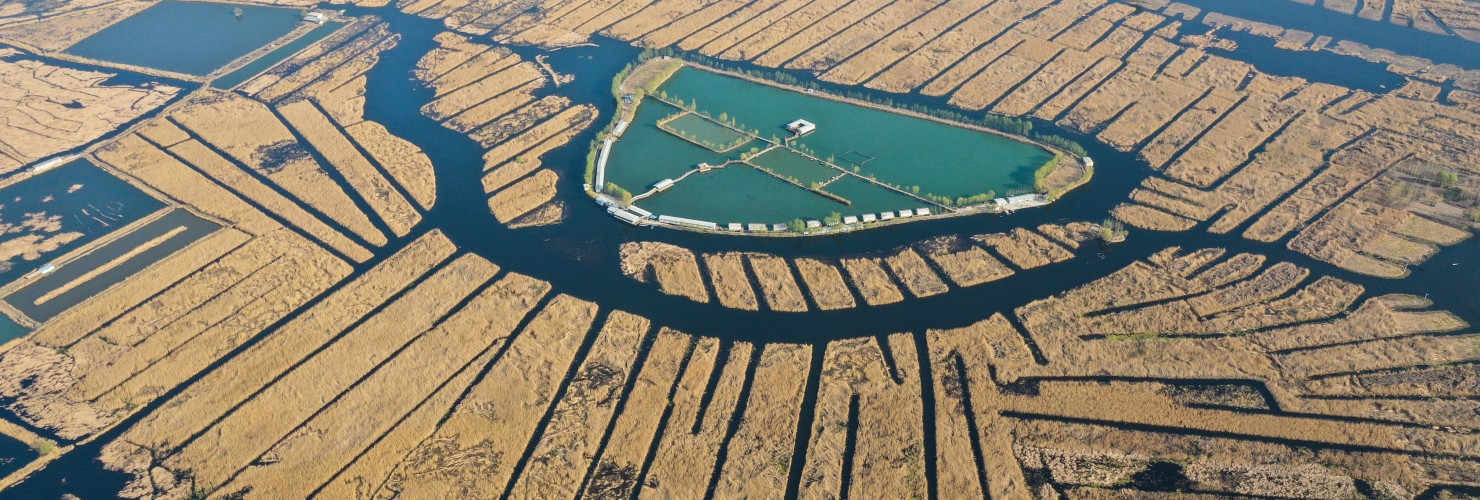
[842,215,859,224]
[861,213,877,222]
[772,223,789,232]
[748,223,768,232]
[786,119,816,135]
[879,212,895,220]
[653,178,676,192]
[806,220,821,228]
[915,208,931,216]
[728,223,744,231]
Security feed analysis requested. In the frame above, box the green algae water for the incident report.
[606,66,1056,224]
[65,0,304,76]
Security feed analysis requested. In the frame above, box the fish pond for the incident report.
[603,66,1059,225]
[64,0,307,76]
[0,159,166,285]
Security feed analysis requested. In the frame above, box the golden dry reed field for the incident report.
[0,0,1474,497]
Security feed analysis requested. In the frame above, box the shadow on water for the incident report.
[1170,0,1480,70]
[1175,23,1406,92]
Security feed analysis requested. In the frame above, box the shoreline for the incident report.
[589,57,1093,237]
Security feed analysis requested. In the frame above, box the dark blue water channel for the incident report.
[5,3,1480,497]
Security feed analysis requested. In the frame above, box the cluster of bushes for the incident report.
[604,182,633,205]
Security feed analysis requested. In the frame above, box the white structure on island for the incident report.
[786,119,816,135]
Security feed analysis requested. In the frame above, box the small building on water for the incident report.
[303,11,327,24]
[786,119,815,135]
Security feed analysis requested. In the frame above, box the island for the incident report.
[587,55,1093,235]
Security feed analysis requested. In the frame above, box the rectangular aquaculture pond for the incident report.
[64,0,307,76]
[3,209,222,323]
[0,158,167,284]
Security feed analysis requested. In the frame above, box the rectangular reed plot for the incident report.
[477,104,594,164]
[641,0,750,48]
[165,254,504,489]
[704,253,760,311]
[479,107,593,193]
[423,60,540,121]
[1031,58,1122,121]
[117,231,455,457]
[973,228,1074,270]
[864,0,1035,93]
[990,49,1098,117]
[507,311,652,499]
[277,100,421,237]
[69,229,297,351]
[219,276,565,498]
[794,258,857,310]
[681,0,792,53]
[27,228,251,348]
[718,0,857,61]
[315,341,497,499]
[781,0,938,72]
[800,334,925,499]
[385,294,599,497]
[621,242,710,303]
[443,79,543,134]
[425,47,519,98]
[1187,262,1307,317]
[884,248,949,298]
[86,240,351,411]
[712,343,811,497]
[167,139,373,261]
[606,0,714,42]
[840,257,904,305]
[345,120,438,211]
[640,341,754,498]
[918,30,1025,97]
[819,0,995,85]
[488,168,559,223]
[584,328,692,499]
[916,236,1013,288]
[412,32,491,83]
[171,95,389,248]
[96,136,277,235]
[747,254,808,312]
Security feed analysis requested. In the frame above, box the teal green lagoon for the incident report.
[65,1,305,76]
[604,67,1056,224]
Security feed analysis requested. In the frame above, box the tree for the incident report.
[789,218,806,231]
[824,212,842,226]
[1100,217,1128,243]
[1438,170,1460,189]
[604,182,633,205]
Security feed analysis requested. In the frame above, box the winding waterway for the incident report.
[5,2,1480,496]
